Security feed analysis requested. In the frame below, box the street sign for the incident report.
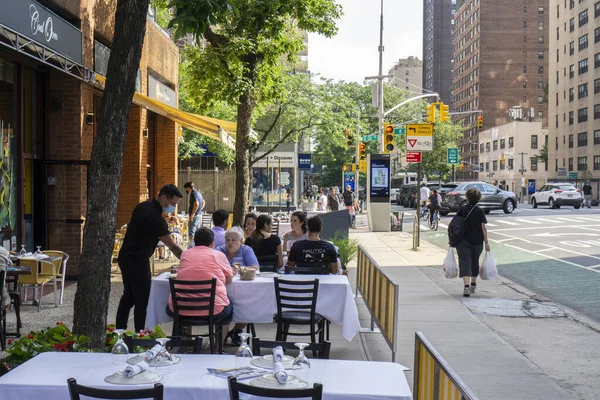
[359,160,367,172]
[558,168,567,177]
[447,148,459,165]
[361,135,378,142]
[569,172,579,179]
[519,168,527,174]
[394,126,406,135]
[472,165,480,172]
[487,172,495,177]
[406,124,434,151]
[280,178,290,185]
[406,152,422,163]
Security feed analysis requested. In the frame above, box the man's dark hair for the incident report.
[212,209,229,227]
[158,184,183,199]
[183,182,194,190]
[307,215,322,233]
[194,227,214,247]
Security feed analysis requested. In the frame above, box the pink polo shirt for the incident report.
[168,246,233,316]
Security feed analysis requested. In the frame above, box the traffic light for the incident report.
[343,163,356,172]
[345,129,354,148]
[383,124,395,154]
[459,163,464,171]
[439,102,450,123]
[426,103,436,123]
[359,142,366,161]
[477,115,483,129]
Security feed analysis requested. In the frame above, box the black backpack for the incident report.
[448,205,475,247]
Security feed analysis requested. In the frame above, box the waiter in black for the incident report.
[116,184,184,331]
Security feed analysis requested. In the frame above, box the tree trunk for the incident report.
[233,94,255,226]
[73,0,150,349]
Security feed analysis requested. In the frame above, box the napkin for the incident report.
[272,346,284,362]
[273,361,288,384]
[123,361,149,378]
[145,344,162,360]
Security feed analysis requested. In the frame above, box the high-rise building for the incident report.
[453,0,549,179]
[548,0,600,183]
[388,57,423,93]
[423,0,457,107]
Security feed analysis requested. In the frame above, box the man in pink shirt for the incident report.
[168,228,233,321]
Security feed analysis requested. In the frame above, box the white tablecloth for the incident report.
[0,353,412,400]
[146,273,361,341]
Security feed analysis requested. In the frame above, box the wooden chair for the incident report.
[169,278,227,354]
[67,378,163,400]
[41,250,69,304]
[123,335,203,354]
[274,278,325,344]
[251,337,331,359]
[228,376,323,400]
[19,259,56,311]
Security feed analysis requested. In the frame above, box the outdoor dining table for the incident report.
[0,352,413,400]
[145,272,361,341]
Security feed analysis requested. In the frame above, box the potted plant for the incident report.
[332,231,359,272]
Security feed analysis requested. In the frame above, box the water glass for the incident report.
[34,246,43,257]
[19,245,26,256]
[234,332,253,368]
[292,343,310,370]
[111,329,129,364]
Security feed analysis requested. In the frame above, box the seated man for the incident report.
[287,216,338,274]
[211,209,229,248]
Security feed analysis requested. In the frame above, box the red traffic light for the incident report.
[359,143,366,151]
[384,124,394,134]
[477,116,483,122]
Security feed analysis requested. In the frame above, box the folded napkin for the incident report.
[273,361,288,384]
[272,346,284,362]
[123,361,149,378]
[145,344,162,360]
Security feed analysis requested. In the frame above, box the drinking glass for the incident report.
[19,245,26,256]
[154,337,173,363]
[292,343,310,370]
[232,257,243,275]
[234,332,253,368]
[111,329,129,364]
[34,246,43,257]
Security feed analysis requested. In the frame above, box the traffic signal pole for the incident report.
[377,0,385,153]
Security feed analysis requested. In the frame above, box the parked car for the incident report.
[531,183,582,209]
[438,183,458,216]
[442,182,517,214]
[390,188,400,202]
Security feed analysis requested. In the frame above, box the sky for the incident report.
[308,0,423,83]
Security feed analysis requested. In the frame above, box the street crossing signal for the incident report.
[345,129,354,148]
[359,142,366,161]
[439,103,450,123]
[383,124,395,154]
[426,103,436,123]
[343,163,356,172]
[477,115,483,129]
[459,163,464,171]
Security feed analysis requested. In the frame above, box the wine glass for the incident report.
[234,332,253,368]
[34,246,42,257]
[111,329,129,364]
[154,337,173,363]
[232,257,243,276]
[292,343,310,370]
[19,245,26,256]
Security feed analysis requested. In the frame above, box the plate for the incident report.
[127,354,182,367]
[259,272,279,278]
[251,355,294,370]
[104,370,162,385]
[249,374,309,389]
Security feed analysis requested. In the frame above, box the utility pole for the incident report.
[377,0,385,153]
[518,152,528,203]
[355,118,360,195]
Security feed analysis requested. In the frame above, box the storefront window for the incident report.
[251,167,295,206]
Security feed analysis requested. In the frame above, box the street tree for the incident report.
[168,0,342,225]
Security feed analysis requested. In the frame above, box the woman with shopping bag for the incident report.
[455,187,490,297]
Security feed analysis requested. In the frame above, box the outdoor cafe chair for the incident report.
[123,335,203,354]
[251,337,331,359]
[228,376,323,400]
[41,250,69,304]
[67,378,164,400]
[271,219,280,236]
[257,255,279,272]
[19,259,56,311]
[284,261,330,275]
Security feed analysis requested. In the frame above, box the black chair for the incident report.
[67,377,164,400]
[228,376,323,400]
[123,335,203,354]
[251,337,331,359]
[257,255,279,272]
[201,214,213,228]
[284,262,330,275]
[271,219,280,236]
[274,278,325,344]
[169,278,227,354]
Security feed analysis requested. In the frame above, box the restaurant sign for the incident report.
[0,0,83,64]
[148,74,177,108]
[253,151,296,168]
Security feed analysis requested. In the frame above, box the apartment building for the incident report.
[388,57,423,93]
[548,0,600,185]
[453,0,549,180]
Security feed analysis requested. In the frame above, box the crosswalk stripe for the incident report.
[568,217,591,222]
[494,220,519,226]
[486,223,498,227]
[514,218,541,224]
[556,217,576,222]
[535,218,558,223]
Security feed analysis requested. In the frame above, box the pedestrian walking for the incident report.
[285,188,292,213]
[184,181,205,241]
[116,184,184,332]
[420,183,430,208]
[327,186,339,211]
[455,187,490,297]
[583,182,592,208]
[343,185,357,228]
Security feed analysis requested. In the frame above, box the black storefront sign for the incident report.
[0,0,82,64]
[94,40,141,92]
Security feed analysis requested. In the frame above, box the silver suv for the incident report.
[442,182,517,214]
[531,183,582,209]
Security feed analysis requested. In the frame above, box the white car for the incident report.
[531,183,583,209]
[390,188,399,202]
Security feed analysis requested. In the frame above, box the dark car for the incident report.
[438,183,459,216]
[442,182,517,214]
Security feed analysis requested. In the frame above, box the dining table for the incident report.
[0,352,413,400]
[145,272,361,341]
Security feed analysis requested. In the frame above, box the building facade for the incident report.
[0,0,180,274]
[388,57,423,93]
[548,0,600,185]
[477,121,548,196]
[423,0,457,107]
[453,0,549,179]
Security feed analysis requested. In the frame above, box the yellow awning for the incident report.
[93,75,236,150]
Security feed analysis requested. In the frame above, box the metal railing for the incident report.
[414,331,479,400]
[356,245,399,362]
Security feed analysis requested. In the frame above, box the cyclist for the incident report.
[428,189,442,224]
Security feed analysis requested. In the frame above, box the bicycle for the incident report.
[420,203,430,221]
[428,209,440,231]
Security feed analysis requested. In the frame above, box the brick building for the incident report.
[453,0,549,180]
[0,0,182,275]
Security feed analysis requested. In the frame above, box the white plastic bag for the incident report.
[479,251,498,280]
[442,248,458,279]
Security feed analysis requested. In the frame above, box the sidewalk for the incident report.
[350,230,591,400]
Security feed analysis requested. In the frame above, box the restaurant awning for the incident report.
[93,75,236,151]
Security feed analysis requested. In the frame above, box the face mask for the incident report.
[164,204,176,214]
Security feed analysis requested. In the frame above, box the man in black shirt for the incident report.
[116,184,184,331]
[582,182,592,208]
[288,216,338,274]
